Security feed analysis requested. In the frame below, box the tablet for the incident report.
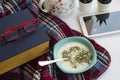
[79,11,120,37]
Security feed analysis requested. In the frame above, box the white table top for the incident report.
[60,0,120,80]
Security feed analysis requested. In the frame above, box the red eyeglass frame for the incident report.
[0,18,39,42]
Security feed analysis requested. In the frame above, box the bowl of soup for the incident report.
[53,36,97,74]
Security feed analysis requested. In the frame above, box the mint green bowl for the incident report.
[53,36,97,74]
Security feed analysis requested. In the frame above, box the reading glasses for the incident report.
[0,18,39,42]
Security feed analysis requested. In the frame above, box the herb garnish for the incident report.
[62,46,92,68]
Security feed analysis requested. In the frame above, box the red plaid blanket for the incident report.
[0,0,111,80]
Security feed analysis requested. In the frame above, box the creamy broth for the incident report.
[57,42,92,72]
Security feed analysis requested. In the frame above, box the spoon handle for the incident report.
[38,58,66,66]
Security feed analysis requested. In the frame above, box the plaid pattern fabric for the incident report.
[20,11,111,80]
[0,0,31,18]
[0,0,111,80]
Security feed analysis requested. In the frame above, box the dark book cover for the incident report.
[0,9,50,62]
[0,27,50,61]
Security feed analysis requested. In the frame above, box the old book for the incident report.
[0,9,50,74]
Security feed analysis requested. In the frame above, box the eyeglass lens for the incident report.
[5,31,19,41]
[24,23,37,32]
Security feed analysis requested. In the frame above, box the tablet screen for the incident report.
[80,11,120,37]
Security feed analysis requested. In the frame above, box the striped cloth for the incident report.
[0,0,111,80]
[0,0,31,18]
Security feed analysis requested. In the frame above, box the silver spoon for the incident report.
[38,58,67,66]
